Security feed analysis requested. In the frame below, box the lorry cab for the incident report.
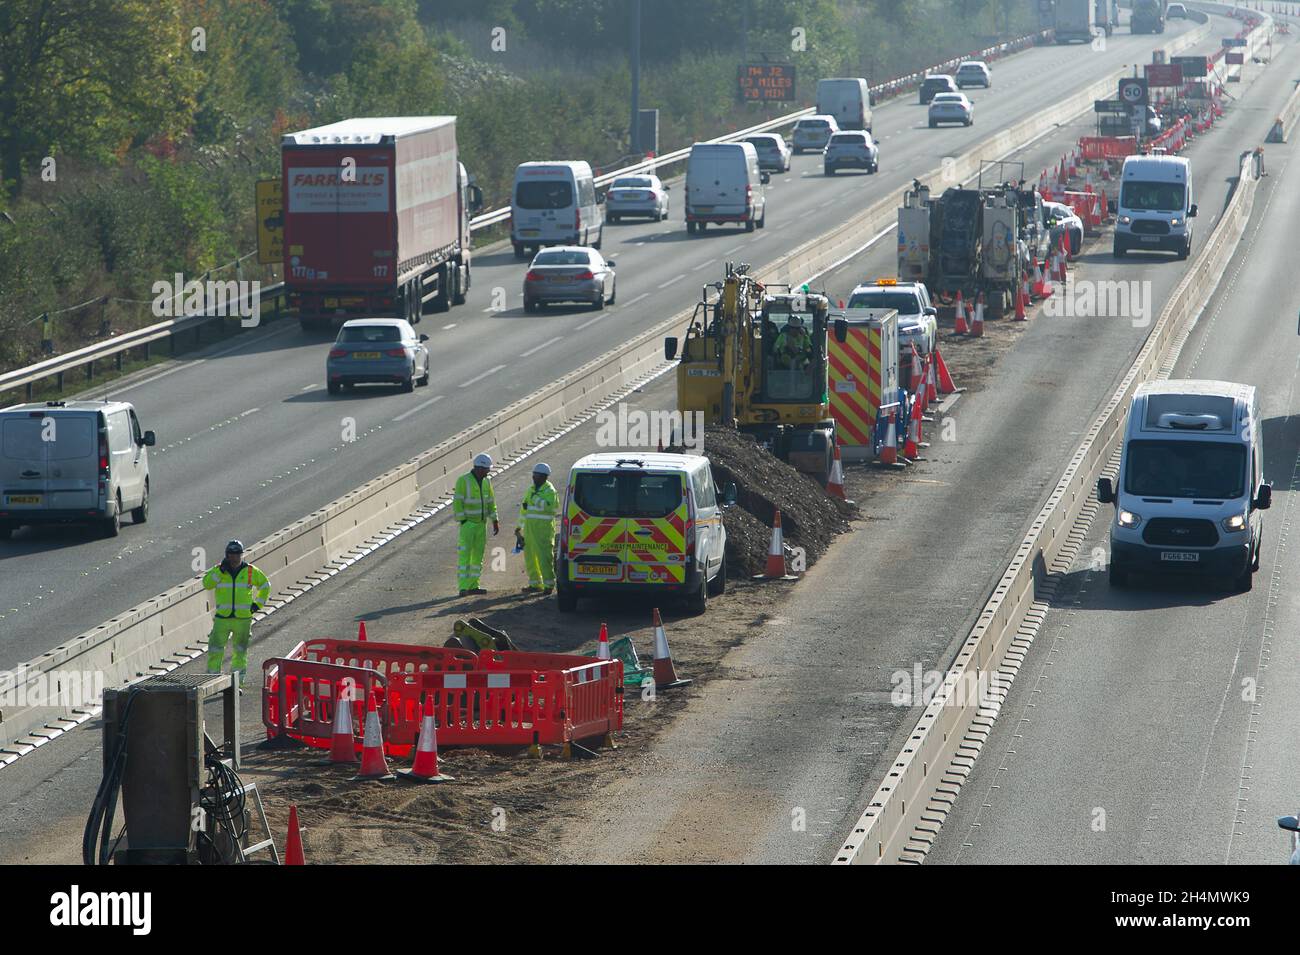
[557,452,729,615]
[0,400,156,540]
[1114,154,1195,259]
[1098,381,1270,591]
[511,161,602,259]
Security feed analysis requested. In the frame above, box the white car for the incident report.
[955,61,991,89]
[823,131,879,175]
[791,115,839,154]
[744,133,792,173]
[928,92,973,127]
[846,280,938,381]
[1043,200,1084,257]
[1167,3,1188,18]
[605,174,669,223]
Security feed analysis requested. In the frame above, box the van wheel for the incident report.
[556,588,577,613]
[592,228,602,251]
[757,209,766,229]
[707,555,727,596]
[1234,568,1254,593]
[328,381,341,394]
[131,482,149,524]
[1108,564,1126,588]
[1112,242,1126,258]
[745,217,755,233]
[1177,240,1190,261]
[102,498,121,539]
[685,574,707,615]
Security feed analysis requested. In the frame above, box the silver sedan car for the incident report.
[326,318,430,394]
[523,246,616,312]
[928,92,973,127]
[606,174,669,222]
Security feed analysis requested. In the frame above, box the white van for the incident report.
[0,400,156,539]
[1113,154,1197,259]
[1097,381,1270,591]
[557,452,731,615]
[511,161,603,259]
[685,142,768,235]
[816,77,873,132]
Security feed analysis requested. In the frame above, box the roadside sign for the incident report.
[1118,77,1148,107]
[256,179,283,266]
[1225,51,1245,65]
[1171,55,1209,78]
[1222,37,1247,47]
[738,63,796,102]
[1145,64,1184,87]
[1094,99,1128,114]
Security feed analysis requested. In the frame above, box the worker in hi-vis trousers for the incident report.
[454,452,499,595]
[519,462,559,594]
[202,540,270,682]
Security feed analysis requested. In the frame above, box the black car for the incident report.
[919,75,958,104]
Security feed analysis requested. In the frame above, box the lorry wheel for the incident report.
[707,555,727,596]
[451,265,468,306]
[513,243,526,259]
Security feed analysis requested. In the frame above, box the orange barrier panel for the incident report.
[1078,136,1137,161]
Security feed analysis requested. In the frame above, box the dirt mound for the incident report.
[673,426,854,577]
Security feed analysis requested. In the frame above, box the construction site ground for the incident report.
[0,62,1274,862]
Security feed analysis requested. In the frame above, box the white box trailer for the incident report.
[828,307,899,461]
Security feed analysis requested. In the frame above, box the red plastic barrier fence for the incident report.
[1078,136,1137,161]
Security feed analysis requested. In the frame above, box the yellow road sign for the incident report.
[256,179,283,266]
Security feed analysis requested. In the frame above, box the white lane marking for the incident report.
[443,323,457,329]
[657,273,686,289]
[575,313,607,331]
[724,244,746,255]
[459,364,507,388]
[690,259,713,271]
[106,322,298,396]
[623,291,650,308]
[751,233,770,241]
[240,408,259,417]
[519,336,563,358]
[300,383,318,392]
[392,394,445,422]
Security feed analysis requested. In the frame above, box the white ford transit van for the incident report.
[1097,381,1270,591]
[816,77,873,132]
[511,161,603,259]
[1113,154,1197,259]
[685,142,768,235]
[0,400,156,539]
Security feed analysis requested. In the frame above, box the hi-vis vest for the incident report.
[453,472,498,523]
[203,562,270,619]
[520,481,558,527]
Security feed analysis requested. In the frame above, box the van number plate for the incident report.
[1160,551,1199,562]
[6,495,41,505]
[578,563,620,576]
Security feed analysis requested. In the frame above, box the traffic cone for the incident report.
[902,397,924,460]
[1031,259,1046,299]
[826,441,847,500]
[328,682,358,764]
[596,622,611,660]
[925,351,939,404]
[878,409,900,467]
[953,291,969,334]
[755,510,798,579]
[1014,277,1028,321]
[397,697,453,783]
[353,688,394,781]
[934,345,958,394]
[917,351,931,413]
[284,805,305,865]
[357,620,367,642]
[971,293,985,337]
[652,608,692,690]
[909,345,923,394]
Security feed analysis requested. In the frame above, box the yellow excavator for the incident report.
[664,262,839,482]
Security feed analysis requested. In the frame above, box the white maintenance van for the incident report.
[1113,154,1197,259]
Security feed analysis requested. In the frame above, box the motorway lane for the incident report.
[0,17,1214,670]
[0,19,1278,861]
[928,104,1300,865]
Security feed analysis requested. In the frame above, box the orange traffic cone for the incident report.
[357,620,368,642]
[328,682,358,764]
[596,622,611,660]
[284,805,305,865]
[910,345,923,395]
[902,397,924,460]
[971,293,985,338]
[878,408,901,467]
[755,510,798,579]
[353,688,394,781]
[826,441,847,500]
[652,608,692,690]
[953,291,969,334]
[397,696,453,783]
[925,352,938,404]
[1031,259,1046,299]
[934,345,958,394]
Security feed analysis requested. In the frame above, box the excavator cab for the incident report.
[759,290,830,404]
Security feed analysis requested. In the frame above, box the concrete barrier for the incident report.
[0,20,1214,759]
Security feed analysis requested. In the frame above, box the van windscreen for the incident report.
[516,179,574,210]
[847,291,920,314]
[1123,440,1245,500]
[573,471,683,518]
[1121,180,1185,211]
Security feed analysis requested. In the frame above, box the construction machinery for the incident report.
[665,263,838,482]
[897,163,1043,319]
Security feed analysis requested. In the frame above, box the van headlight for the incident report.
[1221,513,1247,533]
[1119,215,1132,225]
[1117,509,1142,528]
[1169,217,1181,227]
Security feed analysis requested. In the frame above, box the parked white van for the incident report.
[0,400,156,539]
[511,161,603,259]
[1097,381,1270,591]
[685,142,769,235]
[1113,154,1197,259]
[816,77,873,132]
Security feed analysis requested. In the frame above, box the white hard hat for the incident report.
[473,452,493,469]
[533,462,551,476]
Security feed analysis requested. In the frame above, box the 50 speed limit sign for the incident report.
[1118,77,1148,107]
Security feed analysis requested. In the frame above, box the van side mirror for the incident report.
[419,334,429,342]
[665,337,678,361]
[1188,203,1198,218]
[1280,814,1300,833]
[834,318,848,343]
[1255,483,1272,510]
[1097,477,1115,504]
[924,306,937,316]
[759,171,771,185]
[605,259,616,269]
[142,430,156,447]
[724,482,737,506]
